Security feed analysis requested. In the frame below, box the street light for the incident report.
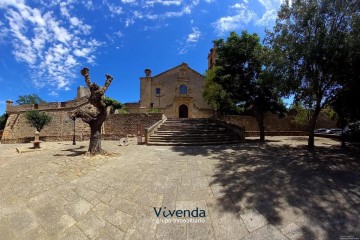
[72,116,76,145]
[155,91,165,108]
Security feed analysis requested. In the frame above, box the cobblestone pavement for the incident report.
[0,137,359,240]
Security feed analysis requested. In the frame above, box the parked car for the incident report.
[314,128,328,134]
[327,128,342,135]
[343,122,360,142]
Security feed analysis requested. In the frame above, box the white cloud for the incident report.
[213,10,256,35]
[256,0,283,26]
[103,0,123,16]
[125,18,135,27]
[178,27,201,54]
[187,27,200,43]
[48,91,59,97]
[81,0,94,10]
[212,0,287,34]
[145,0,182,7]
[122,0,200,26]
[115,31,123,37]
[122,0,137,3]
[0,0,101,90]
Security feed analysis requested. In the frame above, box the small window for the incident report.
[179,85,187,94]
[155,88,161,95]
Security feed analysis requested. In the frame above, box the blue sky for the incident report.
[0,0,287,114]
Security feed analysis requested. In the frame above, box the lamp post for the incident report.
[72,116,76,145]
[156,92,165,109]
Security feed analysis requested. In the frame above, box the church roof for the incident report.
[152,62,205,79]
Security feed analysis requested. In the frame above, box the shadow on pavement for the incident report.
[171,140,360,240]
[53,146,87,157]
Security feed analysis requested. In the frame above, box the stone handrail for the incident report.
[212,118,245,141]
[145,114,167,144]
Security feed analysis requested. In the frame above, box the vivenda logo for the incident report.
[153,207,207,224]
[153,207,206,218]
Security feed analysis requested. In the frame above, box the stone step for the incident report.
[147,118,243,146]
[156,129,231,133]
[150,133,238,138]
[148,138,242,143]
[147,140,242,146]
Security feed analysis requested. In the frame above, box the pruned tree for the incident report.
[265,0,358,148]
[73,68,113,155]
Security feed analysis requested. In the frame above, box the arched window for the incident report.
[179,84,187,94]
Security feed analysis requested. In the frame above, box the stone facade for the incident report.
[136,63,213,118]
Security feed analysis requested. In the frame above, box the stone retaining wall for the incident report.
[1,112,163,144]
[215,112,336,135]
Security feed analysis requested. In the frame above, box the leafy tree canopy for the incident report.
[0,113,8,130]
[148,108,161,113]
[25,110,52,132]
[16,94,46,105]
[205,31,286,141]
[265,0,358,148]
[203,67,241,114]
[103,97,124,110]
[331,14,360,126]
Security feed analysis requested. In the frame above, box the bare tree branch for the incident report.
[81,68,92,88]
[103,74,113,92]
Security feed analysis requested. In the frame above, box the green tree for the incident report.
[290,103,310,126]
[265,0,358,148]
[16,94,46,105]
[203,67,239,114]
[331,14,360,125]
[103,97,124,110]
[207,31,286,141]
[25,110,52,132]
[148,108,160,113]
[0,113,8,130]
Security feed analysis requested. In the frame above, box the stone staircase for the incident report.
[147,118,243,146]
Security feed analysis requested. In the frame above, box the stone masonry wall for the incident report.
[216,112,337,136]
[1,112,163,144]
[103,113,163,139]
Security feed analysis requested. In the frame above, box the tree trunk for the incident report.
[88,115,106,154]
[89,121,103,154]
[308,124,315,149]
[308,106,321,149]
[256,111,265,142]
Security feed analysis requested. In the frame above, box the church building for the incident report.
[126,62,214,118]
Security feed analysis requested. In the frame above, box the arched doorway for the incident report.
[179,104,188,118]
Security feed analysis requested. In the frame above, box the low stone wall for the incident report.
[215,112,336,136]
[245,131,308,137]
[103,113,163,139]
[1,113,163,143]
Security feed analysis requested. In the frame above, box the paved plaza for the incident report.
[0,137,359,240]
